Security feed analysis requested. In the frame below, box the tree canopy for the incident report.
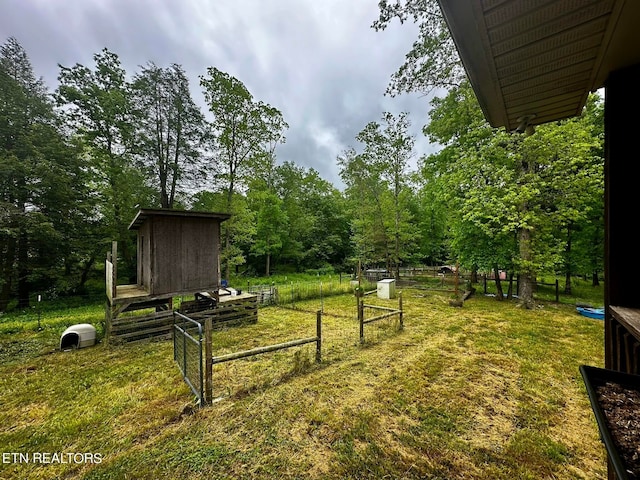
[0,36,605,311]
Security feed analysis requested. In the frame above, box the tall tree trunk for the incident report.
[78,254,97,291]
[506,271,514,299]
[493,265,504,300]
[516,126,535,309]
[0,237,16,312]
[394,182,400,281]
[471,266,478,284]
[17,227,29,308]
[564,224,572,295]
[565,271,572,296]
[517,226,535,309]
[223,155,236,282]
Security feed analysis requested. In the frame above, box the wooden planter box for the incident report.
[580,365,640,479]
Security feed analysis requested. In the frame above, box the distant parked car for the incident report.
[437,265,458,274]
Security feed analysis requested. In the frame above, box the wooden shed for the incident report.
[130,209,229,296]
[105,209,257,343]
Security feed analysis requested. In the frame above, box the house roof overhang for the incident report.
[437,0,640,130]
[128,209,231,230]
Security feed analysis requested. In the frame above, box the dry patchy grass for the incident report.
[0,289,606,479]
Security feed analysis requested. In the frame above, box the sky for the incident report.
[1,0,441,189]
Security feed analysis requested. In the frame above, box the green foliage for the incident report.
[191,190,256,277]
[249,189,288,276]
[339,112,420,274]
[130,63,206,208]
[373,0,465,95]
[0,38,96,310]
[199,67,288,278]
[419,82,604,305]
[272,161,351,271]
[56,47,155,278]
[0,34,605,312]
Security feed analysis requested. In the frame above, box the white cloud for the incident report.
[1,0,441,187]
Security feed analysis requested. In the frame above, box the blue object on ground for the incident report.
[576,306,605,320]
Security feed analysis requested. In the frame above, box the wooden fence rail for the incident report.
[202,310,322,404]
[211,336,319,365]
[358,292,403,343]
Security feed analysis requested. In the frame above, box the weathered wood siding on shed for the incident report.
[137,221,152,292]
[143,216,220,296]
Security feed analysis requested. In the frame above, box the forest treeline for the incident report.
[0,36,604,311]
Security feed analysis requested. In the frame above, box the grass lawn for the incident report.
[0,282,606,479]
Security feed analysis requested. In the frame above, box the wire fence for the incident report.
[203,290,406,400]
[251,278,377,312]
[173,312,204,405]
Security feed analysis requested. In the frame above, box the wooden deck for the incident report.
[111,285,253,305]
[106,286,258,344]
[114,284,152,301]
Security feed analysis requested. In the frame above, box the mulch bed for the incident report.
[597,382,640,478]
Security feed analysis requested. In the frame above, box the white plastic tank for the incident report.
[377,279,396,299]
[60,324,97,350]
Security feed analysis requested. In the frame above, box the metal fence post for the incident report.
[399,291,404,330]
[205,316,212,404]
[198,323,204,405]
[359,299,364,343]
[183,316,187,382]
[173,312,177,363]
[316,310,322,363]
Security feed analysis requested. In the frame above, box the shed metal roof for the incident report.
[437,0,640,130]
[128,209,231,230]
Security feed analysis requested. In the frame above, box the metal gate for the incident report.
[173,312,204,405]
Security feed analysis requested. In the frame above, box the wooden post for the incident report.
[555,279,559,302]
[399,291,404,330]
[111,241,117,299]
[204,316,212,404]
[359,299,364,343]
[316,310,322,363]
[454,262,460,296]
[105,302,112,344]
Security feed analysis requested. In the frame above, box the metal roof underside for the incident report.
[438,0,640,130]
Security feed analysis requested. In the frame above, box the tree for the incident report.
[338,147,390,269]
[249,189,287,276]
[517,105,603,296]
[423,82,602,306]
[1,37,90,310]
[357,112,417,279]
[56,48,152,279]
[413,165,449,266]
[339,113,419,278]
[373,0,465,95]
[278,163,351,271]
[190,190,255,278]
[130,63,205,208]
[200,67,287,278]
